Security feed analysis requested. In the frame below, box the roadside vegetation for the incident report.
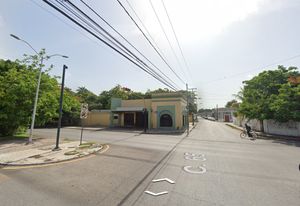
[0,50,197,137]
[226,66,300,130]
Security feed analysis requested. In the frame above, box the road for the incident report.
[0,118,299,206]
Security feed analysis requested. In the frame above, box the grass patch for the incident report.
[64,150,79,155]
[80,142,95,146]
[78,142,95,149]
[0,133,29,142]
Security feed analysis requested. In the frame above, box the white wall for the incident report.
[233,117,300,137]
[233,117,262,131]
[263,120,300,137]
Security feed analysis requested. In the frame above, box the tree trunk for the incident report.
[260,119,264,132]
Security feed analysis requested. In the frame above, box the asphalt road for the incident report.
[0,119,299,206]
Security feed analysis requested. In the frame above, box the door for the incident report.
[224,115,230,122]
[124,113,134,127]
[160,114,173,127]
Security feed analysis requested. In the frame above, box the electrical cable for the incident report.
[116,0,186,85]
[124,0,167,62]
[43,0,178,91]
[78,0,181,89]
[61,0,179,90]
[149,0,188,82]
[204,54,300,84]
[161,0,194,83]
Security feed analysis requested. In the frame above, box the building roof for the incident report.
[112,107,145,112]
[151,92,185,99]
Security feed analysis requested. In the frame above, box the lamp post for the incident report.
[10,34,68,143]
[54,65,68,150]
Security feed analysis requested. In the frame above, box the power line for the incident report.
[116,0,186,85]
[55,0,179,91]
[204,53,300,84]
[149,0,188,82]
[124,0,166,61]
[28,0,107,49]
[78,0,180,89]
[62,0,180,91]
[31,0,174,90]
[43,0,178,91]
[161,0,193,83]
[62,0,179,90]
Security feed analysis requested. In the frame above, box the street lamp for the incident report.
[10,34,68,143]
[53,64,68,150]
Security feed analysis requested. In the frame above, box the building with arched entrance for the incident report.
[109,92,188,131]
[83,92,188,131]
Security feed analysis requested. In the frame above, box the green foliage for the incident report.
[0,59,36,135]
[238,66,300,122]
[0,50,81,136]
[225,99,239,109]
[98,85,146,109]
[269,84,300,122]
[76,87,101,110]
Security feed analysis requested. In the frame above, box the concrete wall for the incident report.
[121,99,151,108]
[82,111,110,127]
[233,117,262,131]
[263,120,300,137]
[233,117,300,137]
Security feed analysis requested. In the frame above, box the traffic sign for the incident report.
[80,103,88,119]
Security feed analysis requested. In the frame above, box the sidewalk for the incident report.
[226,123,300,141]
[0,138,102,167]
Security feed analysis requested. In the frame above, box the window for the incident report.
[113,114,118,120]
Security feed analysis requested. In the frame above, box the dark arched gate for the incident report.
[160,114,173,127]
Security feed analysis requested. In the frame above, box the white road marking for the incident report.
[184,156,206,161]
[184,152,205,157]
[184,152,206,161]
[183,165,207,174]
[144,191,168,196]
[152,178,175,184]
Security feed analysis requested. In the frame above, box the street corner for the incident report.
[0,141,109,169]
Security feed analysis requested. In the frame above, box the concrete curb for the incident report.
[226,123,243,131]
[225,123,300,142]
[0,144,104,167]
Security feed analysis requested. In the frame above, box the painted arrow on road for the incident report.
[144,190,168,196]
[152,178,175,184]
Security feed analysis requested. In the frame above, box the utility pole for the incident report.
[10,34,68,144]
[54,65,68,150]
[216,104,219,121]
[189,88,197,126]
[186,83,189,136]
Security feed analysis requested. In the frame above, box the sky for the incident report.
[1,0,300,109]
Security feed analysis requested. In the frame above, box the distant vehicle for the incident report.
[203,116,216,121]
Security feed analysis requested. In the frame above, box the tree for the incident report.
[225,99,239,109]
[269,83,300,122]
[238,66,300,130]
[98,85,131,109]
[0,51,81,136]
[0,59,36,135]
[76,87,101,110]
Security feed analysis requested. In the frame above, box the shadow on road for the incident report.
[271,139,300,147]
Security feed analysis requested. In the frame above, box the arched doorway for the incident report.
[160,114,173,127]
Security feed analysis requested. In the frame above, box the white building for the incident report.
[213,108,236,122]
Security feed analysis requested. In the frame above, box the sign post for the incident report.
[80,103,88,145]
